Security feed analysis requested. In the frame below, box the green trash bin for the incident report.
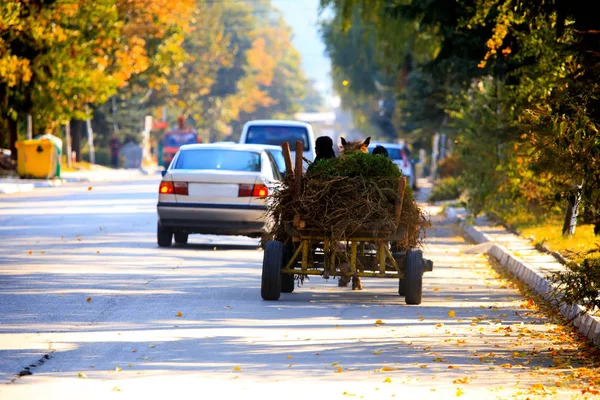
[34,134,63,178]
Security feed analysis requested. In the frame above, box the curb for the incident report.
[0,183,35,194]
[451,208,600,347]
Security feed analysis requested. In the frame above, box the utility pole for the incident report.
[85,105,95,164]
[65,122,72,168]
[27,114,33,140]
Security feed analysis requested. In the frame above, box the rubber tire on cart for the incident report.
[157,223,173,247]
[174,232,188,245]
[404,249,423,305]
[261,241,283,300]
[281,242,295,293]
[398,279,406,296]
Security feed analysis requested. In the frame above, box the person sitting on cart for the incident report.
[372,145,389,157]
[307,136,336,173]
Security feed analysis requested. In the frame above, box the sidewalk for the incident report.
[446,206,600,346]
[0,166,161,194]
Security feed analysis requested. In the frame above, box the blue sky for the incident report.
[272,0,333,99]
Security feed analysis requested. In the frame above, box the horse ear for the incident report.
[340,137,347,146]
[363,137,371,146]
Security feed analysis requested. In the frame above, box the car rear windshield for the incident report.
[174,149,261,172]
[245,126,310,150]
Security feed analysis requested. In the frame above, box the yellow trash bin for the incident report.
[16,139,58,179]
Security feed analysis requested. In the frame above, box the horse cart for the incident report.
[261,141,433,304]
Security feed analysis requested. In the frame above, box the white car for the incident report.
[368,141,416,189]
[239,120,316,162]
[156,144,282,246]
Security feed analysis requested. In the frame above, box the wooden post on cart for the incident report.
[280,142,294,178]
[294,141,304,196]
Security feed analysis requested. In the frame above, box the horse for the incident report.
[336,136,371,290]
[340,136,370,154]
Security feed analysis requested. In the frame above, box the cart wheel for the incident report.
[398,279,406,296]
[281,242,295,293]
[261,241,283,300]
[404,249,423,305]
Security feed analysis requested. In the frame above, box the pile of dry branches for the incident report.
[265,174,428,249]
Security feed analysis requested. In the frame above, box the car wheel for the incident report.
[174,232,188,245]
[157,223,173,247]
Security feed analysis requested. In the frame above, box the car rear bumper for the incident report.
[157,202,267,236]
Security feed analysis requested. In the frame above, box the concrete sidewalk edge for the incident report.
[449,208,600,347]
[0,167,160,194]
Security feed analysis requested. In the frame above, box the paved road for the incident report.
[0,180,597,399]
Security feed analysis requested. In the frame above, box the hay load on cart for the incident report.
[261,140,432,304]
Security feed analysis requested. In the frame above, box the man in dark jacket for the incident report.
[307,136,336,174]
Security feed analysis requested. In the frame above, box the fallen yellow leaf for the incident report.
[115,366,122,372]
[112,386,121,392]
[448,310,456,318]
[375,319,384,325]
[384,377,392,383]
[381,366,397,372]
[334,367,343,373]
[86,297,92,303]
[78,372,88,379]
[288,363,293,368]
[88,187,92,191]
[453,377,470,384]
[176,312,183,317]
[456,388,464,397]
[419,365,427,368]
[419,317,425,321]
[286,355,292,359]
[433,287,439,291]
[28,251,32,255]
[372,350,383,355]
[233,366,241,371]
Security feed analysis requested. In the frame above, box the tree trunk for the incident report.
[8,118,18,161]
[70,120,83,162]
[562,181,583,236]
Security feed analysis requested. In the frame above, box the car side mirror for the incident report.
[161,170,167,177]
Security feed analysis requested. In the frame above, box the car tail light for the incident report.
[174,182,188,195]
[253,184,268,198]
[159,181,174,194]
[238,184,253,197]
[238,183,268,198]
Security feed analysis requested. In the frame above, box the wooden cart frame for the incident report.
[261,141,433,304]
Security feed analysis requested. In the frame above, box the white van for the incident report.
[239,120,316,162]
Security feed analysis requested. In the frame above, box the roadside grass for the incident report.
[518,222,599,263]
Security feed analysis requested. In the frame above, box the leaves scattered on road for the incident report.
[175,311,182,317]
